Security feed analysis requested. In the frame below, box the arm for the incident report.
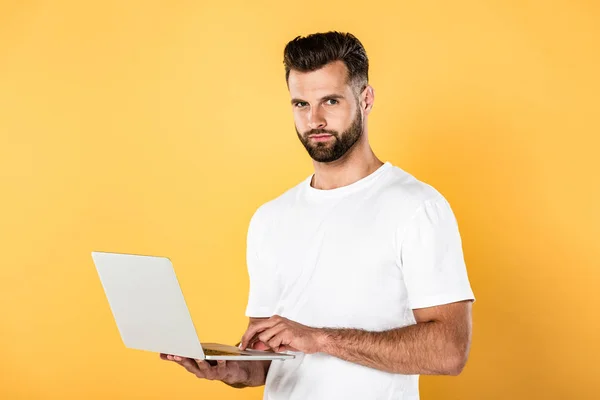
[241,198,475,375]
[240,300,472,376]
[320,300,472,375]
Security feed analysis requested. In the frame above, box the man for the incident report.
[162,31,475,399]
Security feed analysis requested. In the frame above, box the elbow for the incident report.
[446,341,470,376]
[446,353,468,376]
[445,319,472,376]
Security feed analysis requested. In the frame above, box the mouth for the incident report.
[308,134,333,142]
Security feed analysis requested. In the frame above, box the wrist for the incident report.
[239,364,256,387]
[223,364,253,388]
[315,328,334,354]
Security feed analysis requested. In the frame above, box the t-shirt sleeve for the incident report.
[244,207,281,318]
[398,196,475,309]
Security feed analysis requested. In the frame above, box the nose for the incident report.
[307,107,326,130]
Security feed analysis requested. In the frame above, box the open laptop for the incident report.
[91,251,294,362]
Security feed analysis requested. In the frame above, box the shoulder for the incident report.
[379,164,449,212]
[248,175,308,228]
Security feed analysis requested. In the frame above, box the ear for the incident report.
[361,85,375,115]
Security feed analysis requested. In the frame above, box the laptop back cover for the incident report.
[91,251,206,359]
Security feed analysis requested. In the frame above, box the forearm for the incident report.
[224,360,271,389]
[320,321,470,375]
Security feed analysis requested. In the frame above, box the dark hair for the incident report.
[283,31,369,92]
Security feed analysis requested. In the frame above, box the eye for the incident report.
[294,101,309,108]
[325,99,339,105]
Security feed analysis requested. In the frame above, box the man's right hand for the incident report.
[160,353,268,388]
[161,318,272,387]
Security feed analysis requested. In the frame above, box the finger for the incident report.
[241,319,278,349]
[216,360,228,378]
[166,354,185,362]
[241,322,270,349]
[266,330,291,352]
[258,323,286,347]
[247,335,263,351]
[194,359,212,373]
[248,318,286,347]
[277,345,298,352]
[194,360,218,379]
[248,336,261,349]
[250,340,271,351]
[177,357,204,376]
[248,334,274,349]
[268,336,284,352]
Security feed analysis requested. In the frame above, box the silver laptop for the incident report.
[91,251,294,362]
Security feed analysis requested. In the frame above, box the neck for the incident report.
[310,134,384,190]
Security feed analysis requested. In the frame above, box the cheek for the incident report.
[293,111,309,129]
[325,109,352,130]
[329,102,355,120]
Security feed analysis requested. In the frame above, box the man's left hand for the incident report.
[240,315,325,354]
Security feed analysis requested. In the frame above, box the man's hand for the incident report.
[160,354,262,388]
[160,353,271,388]
[240,315,324,354]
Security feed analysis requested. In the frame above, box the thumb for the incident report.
[276,345,298,352]
[251,341,271,351]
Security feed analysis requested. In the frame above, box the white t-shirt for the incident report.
[245,161,475,400]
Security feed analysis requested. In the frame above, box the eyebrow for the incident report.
[291,94,345,105]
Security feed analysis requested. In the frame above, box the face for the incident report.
[288,61,365,163]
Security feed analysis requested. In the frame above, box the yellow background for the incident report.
[1,1,599,399]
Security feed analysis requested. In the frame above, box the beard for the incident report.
[295,110,363,163]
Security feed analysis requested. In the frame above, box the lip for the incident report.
[309,134,333,141]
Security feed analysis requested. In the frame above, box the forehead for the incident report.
[287,60,350,98]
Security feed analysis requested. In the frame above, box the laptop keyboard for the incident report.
[202,348,243,356]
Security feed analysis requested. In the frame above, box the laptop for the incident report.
[91,251,294,362]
